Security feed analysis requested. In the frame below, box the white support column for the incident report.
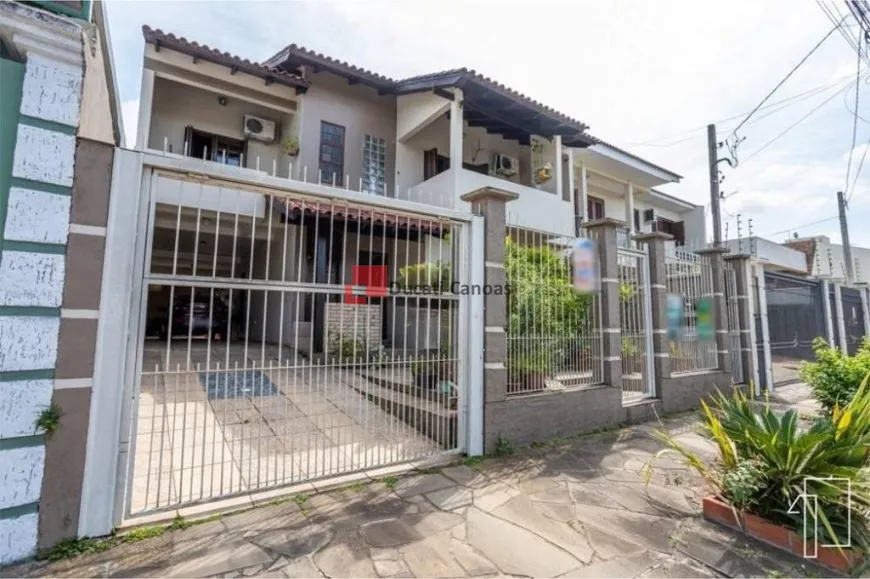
[834,283,847,354]
[863,286,870,341]
[756,265,774,392]
[554,135,563,200]
[567,149,576,202]
[821,279,835,347]
[465,214,485,456]
[449,88,463,194]
[579,163,588,222]
[746,260,761,396]
[135,68,155,151]
[626,182,635,234]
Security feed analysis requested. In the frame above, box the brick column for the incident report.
[581,218,624,387]
[634,232,673,382]
[724,254,756,387]
[696,246,731,374]
[460,187,517,452]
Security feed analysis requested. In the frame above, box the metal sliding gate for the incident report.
[765,272,826,387]
[840,287,866,355]
[617,243,655,401]
[121,169,472,517]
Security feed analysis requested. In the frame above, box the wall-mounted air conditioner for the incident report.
[643,209,656,223]
[243,115,277,142]
[493,153,519,177]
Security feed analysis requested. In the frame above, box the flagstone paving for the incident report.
[1,383,834,578]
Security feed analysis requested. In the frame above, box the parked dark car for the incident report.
[155,294,230,340]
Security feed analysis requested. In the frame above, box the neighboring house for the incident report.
[784,235,870,283]
[724,237,808,275]
[0,0,122,564]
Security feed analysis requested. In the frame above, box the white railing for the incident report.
[666,248,718,374]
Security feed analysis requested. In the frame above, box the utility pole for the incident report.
[838,190,854,283]
[708,124,723,246]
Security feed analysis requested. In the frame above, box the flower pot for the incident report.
[286,147,299,157]
[415,371,438,390]
[702,496,864,575]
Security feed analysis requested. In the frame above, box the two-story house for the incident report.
[93,26,709,523]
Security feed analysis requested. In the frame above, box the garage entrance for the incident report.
[123,172,470,517]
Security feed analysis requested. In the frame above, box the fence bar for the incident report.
[724,253,755,388]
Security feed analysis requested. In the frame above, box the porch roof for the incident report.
[275,198,449,235]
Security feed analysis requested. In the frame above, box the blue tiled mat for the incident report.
[199,370,280,399]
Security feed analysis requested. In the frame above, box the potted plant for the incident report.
[645,383,870,575]
[411,355,439,389]
[282,135,300,157]
[509,352,552,392]
[621,336,640,375]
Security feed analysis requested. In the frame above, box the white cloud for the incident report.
[120,99,139,148]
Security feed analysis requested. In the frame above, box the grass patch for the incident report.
[414,466,442,475]
[494,436,516,457]
[382,475,398,490]
[123,525,166,542]
[37,537,113,562]
[292,493,309,507]
[167,513,191,531]
[463,455,484,470]
[35,403,62,438]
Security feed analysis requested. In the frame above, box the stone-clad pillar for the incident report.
[696,246,731,374]
[581,218,624,387]
[634,232,673,383]
[724,254,756,388]
[460,187,517,452]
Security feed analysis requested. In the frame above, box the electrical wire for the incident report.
[846,34,863,200]
[625,74,858,148]
[728,14,847,141]
[761,215,840,239]
[740,79,857,165]
[849,137,870,197]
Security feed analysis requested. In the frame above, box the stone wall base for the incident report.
[483,371,739,452]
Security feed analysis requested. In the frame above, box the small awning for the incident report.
[275,198,450,235]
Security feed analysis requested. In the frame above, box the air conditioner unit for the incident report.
[643,209,656,223]
[243,115,276,142]
[493,153,519,177]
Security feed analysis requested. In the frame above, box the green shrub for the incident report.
[398,261,452,291]
[799,337,870,415]
[646,382,870,553]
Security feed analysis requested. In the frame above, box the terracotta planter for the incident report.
[702,496,864,575]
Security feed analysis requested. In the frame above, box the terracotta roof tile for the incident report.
[142,26,309,90]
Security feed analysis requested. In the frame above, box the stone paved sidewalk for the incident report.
[2,383,832,578]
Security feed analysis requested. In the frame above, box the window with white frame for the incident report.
[362,134,386,195]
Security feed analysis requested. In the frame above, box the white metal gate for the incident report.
[120,168,474,517]
[617,244,655,401]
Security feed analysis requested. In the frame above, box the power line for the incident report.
[846,34,863,200]
[625,74,858,148]
[740,79,857,165]
[819,0,870,68]
[849,137,870,196]
[729,14,847,141]
[761,215,840,239]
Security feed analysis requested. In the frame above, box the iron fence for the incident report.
[665,248,718,373]
[504,218,603,396]
[724,261,743,384]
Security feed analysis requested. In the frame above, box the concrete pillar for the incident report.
[579,164,588,223]
[724,254,756,389]
[696,246,731,374]
[626,182,635,234]
[635,231,672,383]
[449,88,464,194]
[581,218,625,387]
[460,187,517,451]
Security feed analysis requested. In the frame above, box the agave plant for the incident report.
[646,378,870,552]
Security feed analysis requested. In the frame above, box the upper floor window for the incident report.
[362,134,386,195]
[587,196,605,220]
[655,217,686,245]
[319,121,345,185]
[184,126,244,167]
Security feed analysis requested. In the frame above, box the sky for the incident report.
[105,0,869,246]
